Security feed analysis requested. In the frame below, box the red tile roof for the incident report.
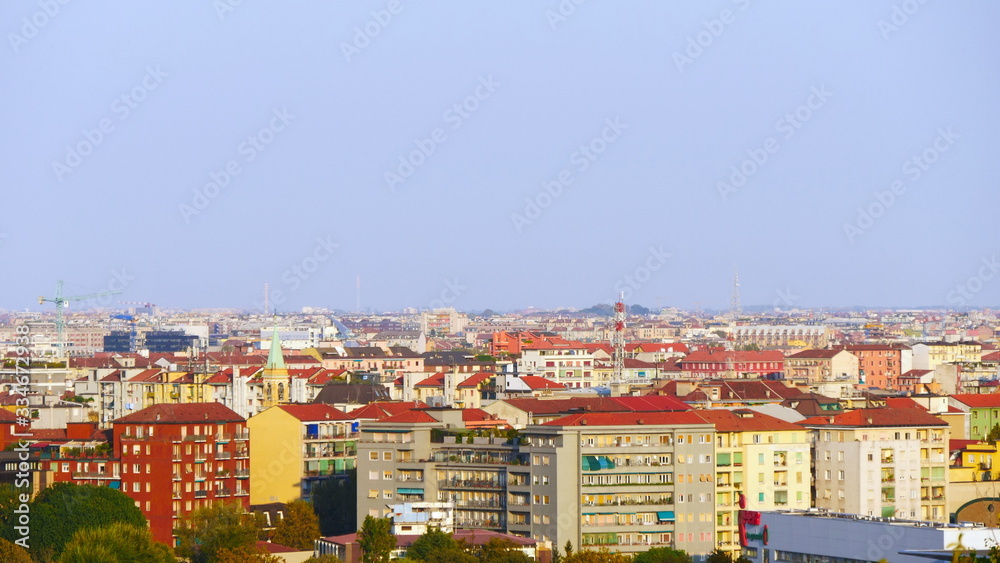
[348,401,427,420]
[461,408,495,422]
[786,349,846,359]
[543,411,710,427]
[114,402,245,424]
[800,407,947,428]
[518,375,565,391]
[457,373,492,388]
[414,373,446,387]
[695,409,803,432]
[376,410,439,424]
[951,394,1000,408]
[277,404,352,422]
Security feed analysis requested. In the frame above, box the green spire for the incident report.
[265,320,287,373]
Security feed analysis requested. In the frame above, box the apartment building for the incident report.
[678,351,784,379]
[913,341,984,371]
[802,408,950,522]
[248,403,358,504]
[695,409,810,555]
[45,403,250,545]
[784,349,859,385]
[356,408,718,557]
[517,338,597,388]
[949,394,1000,441]
[839,344,911,389]
[525,411,717,556]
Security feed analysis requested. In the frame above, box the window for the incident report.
[838,471,845,481]
[369,452,379,461]
[383,491,392,499]
[383,452,392,461]
[758,492,765,502]
[383,471,393,481]
[369,471,379,480]
[837,451,844,462]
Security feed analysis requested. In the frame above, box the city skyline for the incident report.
[3,2,998,313]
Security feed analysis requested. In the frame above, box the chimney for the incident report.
[156,414,161,421]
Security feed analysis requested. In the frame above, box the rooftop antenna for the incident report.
[263,281,270,316]
[612,291,626,384]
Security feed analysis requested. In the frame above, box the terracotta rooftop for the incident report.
[277,404,352,422]
[114,402,245,424]
[800,407,948,428]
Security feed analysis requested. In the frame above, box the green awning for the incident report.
[657,511,675,521]
[397,488,424,495]
[717,453,731,466]
[582,456,598,471]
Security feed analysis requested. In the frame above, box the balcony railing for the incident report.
[441,479,503,490]
[194,490,208,498]
[234,469,250,479]
[72,471,119,479]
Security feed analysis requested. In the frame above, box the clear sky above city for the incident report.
[2,1,998,313]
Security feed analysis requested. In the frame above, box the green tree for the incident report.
[175,502,260,563]
[0,484,23,543]
[425,548,476,563]
[31,483,146,561]
[563,548,633,563]
[356,516,395,563]
[476,538,531,563]
[406,527,457,561]
[986,424,1000,445]
[705,549,736,563]
[58,522,174,562]
[270,500,321,550]
[302,555,344,563]
[0,538,31,563]
[634,547,693,563]
[312,472,357,536]
[215,545,284,563]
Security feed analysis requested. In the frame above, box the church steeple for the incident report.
[264,319,288,375]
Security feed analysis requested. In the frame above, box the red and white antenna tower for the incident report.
[612,291,626,384]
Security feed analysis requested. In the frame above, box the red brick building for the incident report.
[47,403,249,545]
[838,344,910,389]
[679,350,784,379]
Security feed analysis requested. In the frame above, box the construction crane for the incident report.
[39,280,122,355]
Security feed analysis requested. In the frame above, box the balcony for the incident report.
[194,455,206,464]
[183,435,209,443]
[456,499,503,509]
[441,479,503,490]
[235,489,249,496]
[234,449,249,459]
[215,488,232,497]
[194,490,208,498]
[215,434,231,443]
[72,471,119,480]
[234,469,250,479]
[172,491,181,500]
[172,473,181,481]
[233,432,250,441]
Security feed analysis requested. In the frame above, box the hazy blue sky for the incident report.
[2,1,998,313]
